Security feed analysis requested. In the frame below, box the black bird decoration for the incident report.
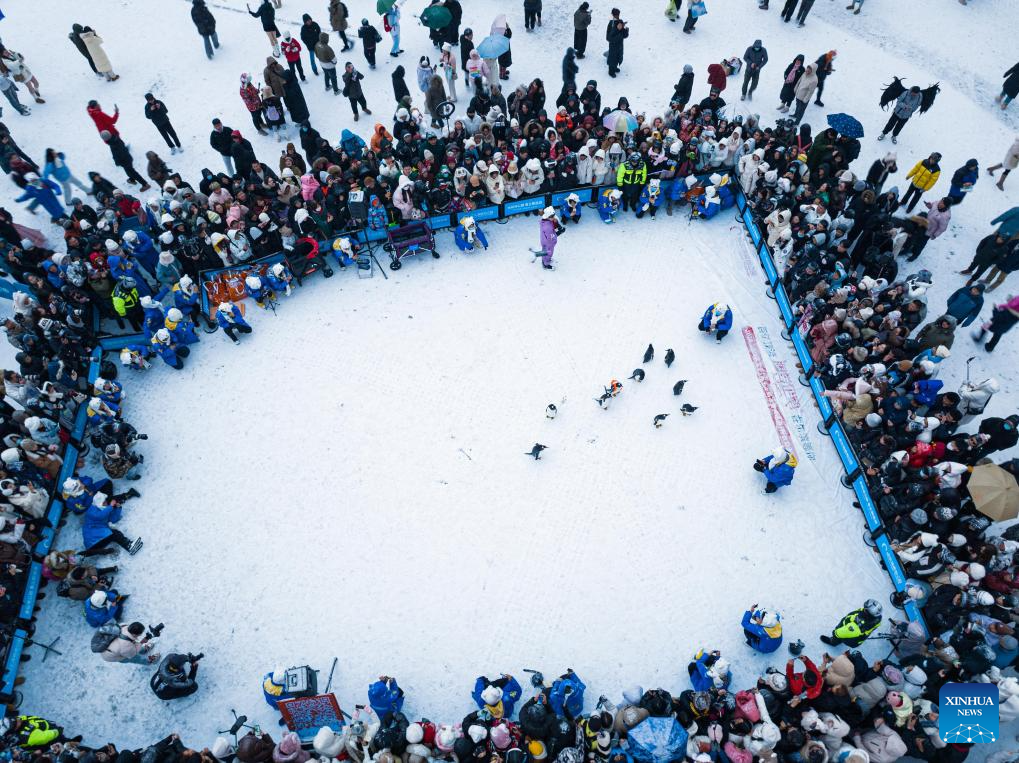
[673,380,687,396]
[526,443,548,459]
[664,349,675,367]
[653,414,669,428]
[681,404,698,416]
[643,344,654,363]
[546,403,557,419]
[628,369,645,382]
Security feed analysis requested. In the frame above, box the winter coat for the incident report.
[854,725,906,763]
[540,218,558,255]
[273,733,311,763]
[191,0,217,35]
[392,66,411,102]
[81,500,123,549]
[249,0,279,32]
[794,65,818,103]
[80,30,112,73]
[706,63,727,93]
[991,206,1019,238]
[741,609,782,653]
[574,7,592,30]
[144,99,172,127]
[1003,62,1019,99]
[945,286,984,327]
[282,70,310,123]
[87,105,120,136]
[916,315,957,350]
[892,90,922,120]
[281,38,302,63]
[906,159,940,191]
[674,72,694,105]
[264,59,287,96]
[329,0,348,32]
[101,625,152,663]
[315,33,337,68]
[15,181,64,219]
[342,68,364,100]
[923,202,951,239]
[743,44,768,72]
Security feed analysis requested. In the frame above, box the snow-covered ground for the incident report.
[1,0,1018,751]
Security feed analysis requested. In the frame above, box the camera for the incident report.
[135,433,149,441]
[148,622,165,638]
[187,652,205,662]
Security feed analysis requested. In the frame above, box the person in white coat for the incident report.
[79,28,119,81]
[739,148,765,193]
[987,137,1019,191]
[853,719,907,763]
[521,158,544,195]
[959,377,999,417]
[576,146,593,185]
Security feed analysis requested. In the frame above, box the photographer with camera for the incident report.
[95,621,162,665]
[151,651,204,700]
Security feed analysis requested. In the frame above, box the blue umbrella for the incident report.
[602,109,639,132]
[826,112,865,138]
[628,717,688,763]
[476,34,511,59]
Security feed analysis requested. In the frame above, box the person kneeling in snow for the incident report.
[695,185,721,219]
[331,237,359,269]
[120,344,154,372]
[151,652,203,700]
[217,301,253,344]
[699,302,733,343]
[753,446,797,493]
[84,588,125,628]
[598,188,622,223]
[688,649,731,691]
[245,275,275,309]
[560,193,582,224]
[151,327,190,369]
[454,216,489,252]
[265,262,294,296]
[742,607,783,653]
[165,307,200,345]
[635,179,663,219]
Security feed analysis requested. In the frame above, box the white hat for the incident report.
[967,563,986,580]
[709,172,722,186]
[975,591,994,607]
[24,415,41,431]
[120,348,135,365]
[161,213,174,225]
[609,189,622,200]
[155,328,170,342]
[541,206,556,219]
[90,591,108,607]
[167,307,183,322]
[210,738,233,760]
[105,239,119,251]
[218,301,234,314]
[123,230,138,243]
[467,726,488,744]
[919,532,939,548]
[271,263,285,276]
[314,727,343,758]
[140,295,155,309]
[245,275,262,290]
[760,611,779,628]
[481,684,502,706]
[406,724,424,744]
[159,231,174,246]
[63,477,84,496]
[88,397,104,412]
[461,216,476,228]
[770,447,789,465]
[566,193,580,204]
[272,666,287,684]
[0,448,19,465]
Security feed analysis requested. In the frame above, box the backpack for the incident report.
[383,14,392,32]
[91,622,122,653]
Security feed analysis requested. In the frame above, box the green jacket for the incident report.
[112,284,139,317]
[833,608,881,645]
[617,162,648,187]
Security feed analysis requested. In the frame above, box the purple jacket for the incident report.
[540,218,558,254]
[924,202,951,239]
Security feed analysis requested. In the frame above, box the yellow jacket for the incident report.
[906,160,940,191]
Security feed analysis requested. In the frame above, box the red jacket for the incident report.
[87,105,120,137]
[907,440,946,469]
[707,63,727,93]
[281,38,302,63]
[786,657,823,700]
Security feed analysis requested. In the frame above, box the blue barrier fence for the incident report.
[732,185,928,636]
[0,349,101,701]
[0,179,924,701]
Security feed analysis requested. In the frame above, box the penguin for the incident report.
[653,414,669,428]
[643,344,654,363]
[664,349,675,367]
[546,403,557,419]
[681,404,698,416]
[628,369,645,382]
[526,443,548,460]
[673,380,687,396]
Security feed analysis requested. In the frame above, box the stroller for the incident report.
[385,220,439,270]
